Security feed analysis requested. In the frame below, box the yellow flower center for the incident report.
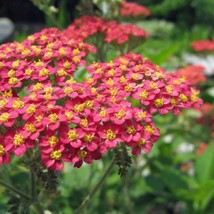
[155,72,163,78]
[132,73,138,80]
[50,150,62,160]
[190,95,199,103]
[39,68,49,76]
[140,90,148,99]
[8,77,18,85]
[154,98,164,108]
[115,110,126,119]
[96,68,103,74]
[44,93,52,100]
[25,123,36,133]
[119,64,127,70]
[68,130,78,141]
[80,118,88,127]
[2,90,12,98]
[170,98,177,106]
[63,61,71,69]
[8,69,15,77]
[32,47,42,55]
[12,61,20,68]
[34,60,44,67]
[73,56,80,63]
[106,129,116,140]
[26,104,36,114]
[14,134,25,146]
[0,145,4,156]
[120,76,126,83]
[110,88,118,96]
[33,83,43,91]
[58,48,66,56]
[72,48,79,55]
[0,99,7,108]
[110,96,117,103]
[77,150,87,159]
[124,84,133,92]
[108,69,115,76]
[84,134,93,143]
[48,136,58,147]
[0,113,10,122]
[150,82,158,89]
[65,111,73,120]
[25,69,33,76]
[99,108,107,118]
[179,94,188,103]
[85,100,94,109]
[40,34,47,41]
[49,113,58,123]
[13,99,24,109]
[44,87,53,93]
[145,125,155,134]
[137,111,147,119]
[74,104,85,113]
[106,78,114,86]
[22,49,30,56]
[126,126,136,134]
[57,69,68,76]
[86,77,94,84]
[165,85,173,94]
[173,79,181,85]
[44,51,53,58]
[36,115,43,122]
[138,138,146,146]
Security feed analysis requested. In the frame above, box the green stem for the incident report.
[75,158,116,214]
[0,180,31,200]
[30,169,36,199]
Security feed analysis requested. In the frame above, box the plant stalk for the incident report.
[0,180,31,200]
[75,158,115,214]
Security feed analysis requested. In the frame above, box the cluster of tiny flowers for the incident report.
[173,65,207,86]
[0,28,202,170]
[120,0,151,17]
[196,103,214,138]
[191,39,214,52]
[0,27,96,169]
[62,15,148,44]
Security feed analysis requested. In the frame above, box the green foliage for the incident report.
[138,0,214,29]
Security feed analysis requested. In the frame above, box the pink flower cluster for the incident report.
[0,24,202,171]
[173,65,207,86]
[191,40,214,52]
[62,16,148,44]
[120,0,151,17]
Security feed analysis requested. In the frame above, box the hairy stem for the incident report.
[30,168,36,198]
[75,158,116,214]
[0,180,31,200]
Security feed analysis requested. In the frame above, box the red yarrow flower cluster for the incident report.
[0,28,202,170]
[173,65,207,86]
[120,0,151,17]
[62,15,148,45]
[191,39,214,52]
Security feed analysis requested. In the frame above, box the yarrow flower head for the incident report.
[191,39,214,52]
[173,65,207,86]
[0,18,202,170]
[62,15,148,46]
[119,0,151,17]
